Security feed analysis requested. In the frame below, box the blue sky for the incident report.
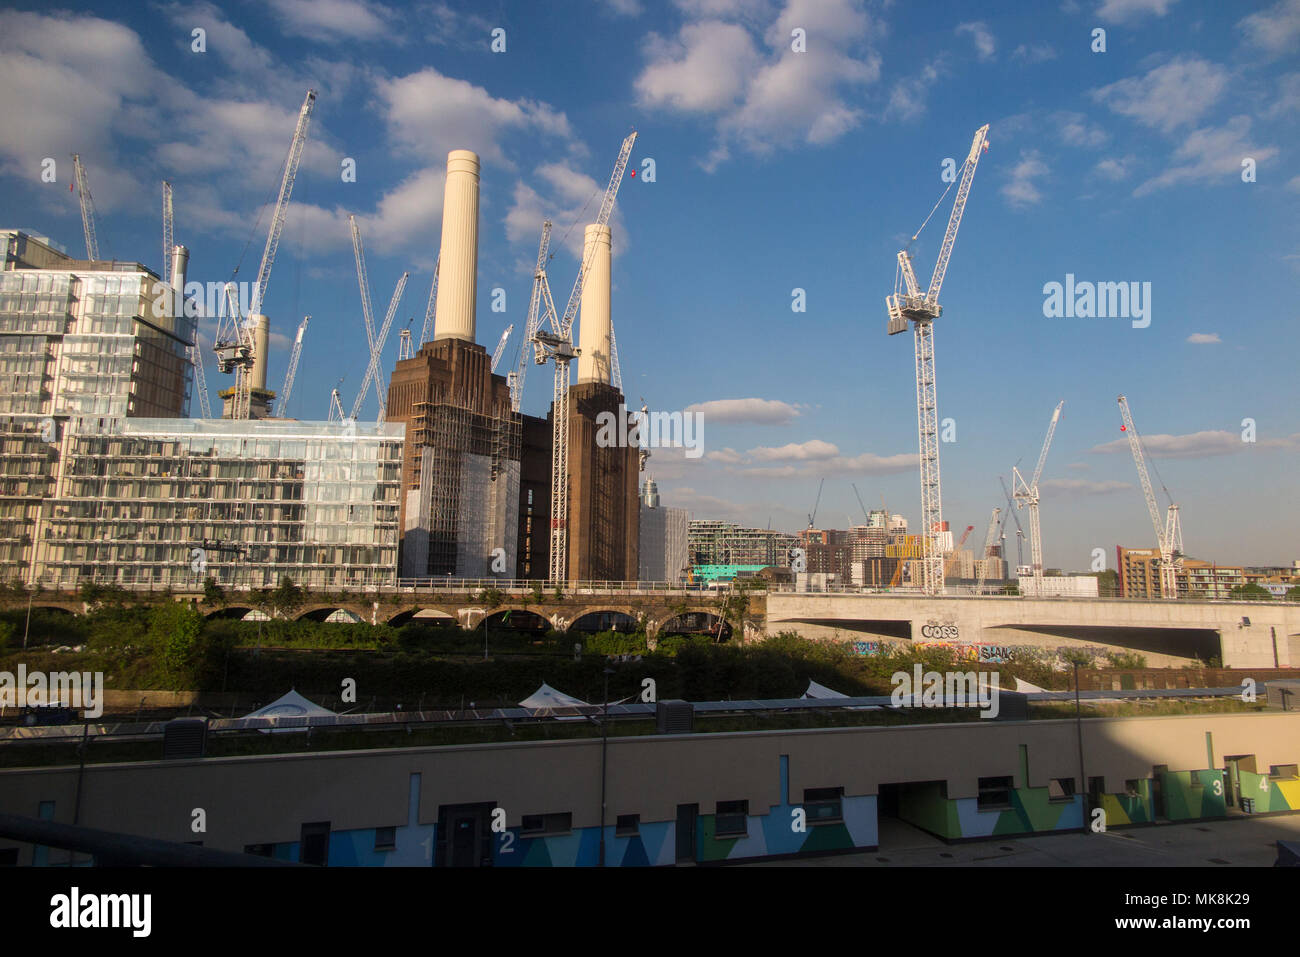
[0,0,1296,568]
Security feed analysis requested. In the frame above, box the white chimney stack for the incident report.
[576,223,612,385]
[434,149,480,343]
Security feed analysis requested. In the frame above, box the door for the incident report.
[451,814,479,867]
[675,804,698,864]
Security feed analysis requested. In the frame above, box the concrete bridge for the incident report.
[765,591,1300,668]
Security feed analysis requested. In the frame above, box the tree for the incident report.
[260,576,305,619]
[1229,583,1273,601]
[202,576,226,607]
[147,601,206,687]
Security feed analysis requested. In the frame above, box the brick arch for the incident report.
[655,607,732,640]
[201,605,259,620]
[566,606,644,632]
[384,605,462,627]
[293,603,372,623]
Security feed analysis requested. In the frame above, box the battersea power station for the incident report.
[385,150,639,582]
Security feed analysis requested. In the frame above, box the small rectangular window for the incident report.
[803,787,844,824]
[1048,778,1076,802]
[374,826,397,851]
[715,800,748,837]
[616,814,640,837]
[1270,764,1298,779]
[244,843,275,858]
[521,812,572,836]
[977,776,1014,810]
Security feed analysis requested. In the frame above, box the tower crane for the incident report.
[189,337,213,419]
[419,257,440,347]
[350,271,408,423]
[807,477,825,530]
[348,214,407,422]
[328,387,346,422]
[998,474,1026,571]
[533,131,637,582]
[942,524,976,580]
[162,181,174,283]
[975,507,1001,592]
[610,322,624,393]
[71,154,101,262]
[885,124,990,595]
[398,321,415,361]
[278,316,309,412]
[1012,400,1065,591]
[490,324,512,373]
[1118,395,1183,599]
[508,222,552,412]
[213,89,316,420]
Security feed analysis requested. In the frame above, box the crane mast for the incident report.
[1012,400,1064,590]
[490,324,512,373]
[72,154,100,261]
[162,181,174,283]
[1118,395,1182,599]
[351,272,408,422]
[885,124,990,595]
[535,132,637,582]
[509,222,552,412]
[214,89,316,420]
[419,257,440,346]
[189,337,213,419]
[278,316,309,412]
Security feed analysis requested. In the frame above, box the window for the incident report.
[244,843,274,858]
[1124,779,1140,797]
[616,814,640,837]
[1048,778,1076,802]
[977,776,1014,810]
[374,826,397,851]
[1270,764,1298,779]
[521,812,572,836]
[802,787,844,824]
[715,800,748,837]
[300,821,331,866]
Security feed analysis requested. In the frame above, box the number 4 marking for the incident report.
[1260,776,1269,792]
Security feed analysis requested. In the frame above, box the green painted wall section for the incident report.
[896,782,959,838]
[1237,771,1300,813]
[1098,779,1153,826]
[1160,770,1227,820]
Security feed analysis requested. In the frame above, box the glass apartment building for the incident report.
[34,418,404,588]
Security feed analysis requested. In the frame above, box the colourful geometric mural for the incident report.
[1159,769,1228,820]
[1235,770,1300,814]
[1097,779,1154,826]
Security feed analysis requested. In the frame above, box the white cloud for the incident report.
[1238,0,1300,56]
[1097,0,1180,22]
[955,21,995,61]
[600,0,644,14]
[1012,43,1057,63]
[266,0,396,41]
[683,397,801,424]
[747,439,839,461]
[376,68,573,167]
[1057,112,1108,147]
[504,161,631,264]
[1186,332,1221,344]
[1092,58,1229,132]
[1266,72,1300,119]
[635,22,758,113]
[1091,430,1242,458]
[706,447,745,464]
[1094,155,1136,180]
[1287,175,1300,193]
[1002,150,1048,207]
[885,63,943,122]
[1133,116,1277,196]
[634,0,882,166]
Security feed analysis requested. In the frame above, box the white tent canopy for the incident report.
[803,680,847,699]
[519,683,589,709]
[242,690,335,732]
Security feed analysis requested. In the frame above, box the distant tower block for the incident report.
[576,224,612,385]
[434,149,480,343]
